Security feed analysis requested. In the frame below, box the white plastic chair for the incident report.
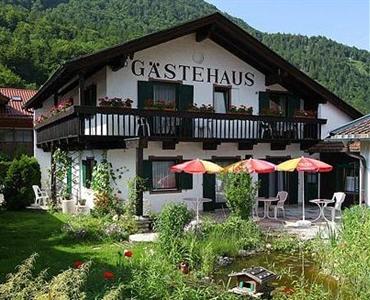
[32,185,49,207]
[270,191,288,219]
[324,192,346,222]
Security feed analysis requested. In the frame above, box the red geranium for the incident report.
[283,287,294,295]
[124,249,133,258]
[103,271,114,280]
[73,260,83,269]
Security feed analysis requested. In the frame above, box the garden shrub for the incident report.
[316,206,370,299]
[0,161,11,186]
[219,172,258,219]
[0,253,90,300]
[155,203,192,256]
[1,252,237,300]
[3,155,41,210]
[62,214,132,242]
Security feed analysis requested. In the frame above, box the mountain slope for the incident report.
[0,0,369,113]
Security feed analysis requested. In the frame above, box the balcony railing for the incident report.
[35,106,327,146]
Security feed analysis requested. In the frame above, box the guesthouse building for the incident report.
[0,87,35,158]
[24,13,361,214]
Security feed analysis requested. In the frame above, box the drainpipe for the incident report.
[343,141,366,206]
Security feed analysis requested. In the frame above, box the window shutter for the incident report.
[67,163,72,194]
[81,160,87,188]
[179,160,193,190]
[143,160,153,190]
[138,81,153,109]
[258,174,269,197]
[203,174,215,200]
[287,95,300,117]
[177,84,194,111]
[288,172,298,204]
[258,91,269,114]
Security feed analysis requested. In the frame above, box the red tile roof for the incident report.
[329,114,370,140]
[0,87,36,118]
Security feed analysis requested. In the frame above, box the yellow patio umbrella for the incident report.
[276,156,333,226]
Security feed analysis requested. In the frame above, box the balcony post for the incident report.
[78,73,85,105]
[136,146,144,216]
[50,145,57,204]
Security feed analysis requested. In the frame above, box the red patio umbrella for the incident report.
[223,158,276,174]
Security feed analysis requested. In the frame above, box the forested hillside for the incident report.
[0,0,369,112]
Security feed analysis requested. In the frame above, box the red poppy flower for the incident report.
[124,250,133,258]
[103,271,114,280]
[283,287,294,295]
[73,260,83,269]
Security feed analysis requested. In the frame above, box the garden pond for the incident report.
[214,251,337,298]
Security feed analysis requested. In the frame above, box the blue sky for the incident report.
[206,0,370,50]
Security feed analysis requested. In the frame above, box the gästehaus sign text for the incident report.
[131,60,255,86]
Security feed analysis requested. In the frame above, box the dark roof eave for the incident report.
[24,12,363,119]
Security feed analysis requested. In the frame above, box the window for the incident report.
[14,130,33,142]
[152,160,177,191]
[269,93,287,116]
[84,84,97,106]
[0,129,13,142]
[138,81,193,111]
[10,95,22,101]
[143,158,192,193]
[213,86,230,113]
[0,129,32,142]
[82,157,96,188]
[153,83,176,109]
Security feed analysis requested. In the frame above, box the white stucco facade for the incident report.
[33,32,356,214]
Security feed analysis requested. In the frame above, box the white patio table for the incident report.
[309,199,334,222]
[183,197,212,223]
[256,197,279,219]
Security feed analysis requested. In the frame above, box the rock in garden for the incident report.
[217,256,233,267]
[184,220,202,232]
[238,249,256,257]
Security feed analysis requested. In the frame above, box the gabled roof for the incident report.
[0,87,35,118]
[24,12,362,119]
[329,114,370,140]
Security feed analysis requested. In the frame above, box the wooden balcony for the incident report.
[35,106,327,150]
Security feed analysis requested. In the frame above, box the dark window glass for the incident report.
[214,87,230,113]
[153,83,176,109]
[152,160,177,190]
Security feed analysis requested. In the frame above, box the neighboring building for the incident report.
[24,13,362,214]
[328,115,370,206]
[0,87,36,158]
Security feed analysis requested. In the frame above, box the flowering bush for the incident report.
[99,97,133,108]
[294,109,316,118]
[229,104,253,115]
[187,103,215,113]
[34,98,73,125]
[73,260,84,269]
[124,249,133,258]
[260,107,284,116]
[103,271,114,280]
[144,99,175,110]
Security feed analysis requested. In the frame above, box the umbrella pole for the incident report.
[196,174,200,223]
[302,172,305,221]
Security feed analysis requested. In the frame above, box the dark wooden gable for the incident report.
[25,13,362,119]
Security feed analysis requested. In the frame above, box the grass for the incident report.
[0,210,238,299]
[0,210,147,297]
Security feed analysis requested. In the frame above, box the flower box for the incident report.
[99,97,133,108]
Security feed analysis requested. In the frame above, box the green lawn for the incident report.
[0,210,145,297]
